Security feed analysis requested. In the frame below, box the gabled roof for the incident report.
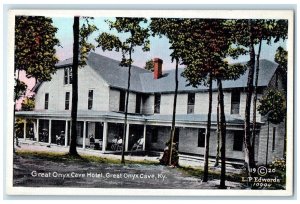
[87,52,151,92]
[54,52,278,94]
[139,59,278,93]
[55,52,151,92]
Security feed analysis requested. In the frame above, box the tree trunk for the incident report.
[69,16,79,156]
[251,37,262,159]
[218,79,227,189]
[168,58,179,166]
[244,19,256,175]
[13,70,21,152]
[214,92,220,167]
[203,71,212,182]
[121,45,133,164]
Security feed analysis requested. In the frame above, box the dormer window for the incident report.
[64,67,72,85]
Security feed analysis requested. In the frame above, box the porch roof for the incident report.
[15,110,246,125]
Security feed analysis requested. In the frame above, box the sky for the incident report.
[16,17,287,109]
[52,17,287,68]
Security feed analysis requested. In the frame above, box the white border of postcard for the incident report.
[6,9,294,196]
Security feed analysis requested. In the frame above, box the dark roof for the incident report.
[54,52,278,93]
[56,52,151,92]
[140,59,278,93]
[56,58,73,68]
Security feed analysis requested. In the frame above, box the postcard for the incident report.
[6,9,294,196]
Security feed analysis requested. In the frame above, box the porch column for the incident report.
[48,119,52,144]
[125,123,130,151]
[23,119,27,140]
[33,121,36,140]
[36,119,39,142]
[102,122,108,152]
[143,124,146,151]
[83,121,87,149]
[64,120,68,147]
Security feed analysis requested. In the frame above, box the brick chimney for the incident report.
[153,58,163,79]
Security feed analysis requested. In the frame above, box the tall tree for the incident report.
[69,16,80,156]
[96,18,150,164]
[274,46,288,92]
[251,20,288,158]
[182,19,246,187]
[144,59,154,72]
[214,93,220,167]
[232,19,288,174]
[69,17,98,156]
[150,18,191,166]
[14,16,60,150]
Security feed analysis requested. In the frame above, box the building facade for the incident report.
[15,52,286,165]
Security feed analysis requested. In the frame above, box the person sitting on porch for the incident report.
[56,131,64,145]
[116,137,123,151]
[28,127,34,140]
[111,136,118,151]
[89,134,95,149]
[40,128,48,142]
[131,136,144,152]
[56,134,61,145]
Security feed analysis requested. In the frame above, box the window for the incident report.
[136,94,141,113]
[187,93,195,114]
[65,92,70,110]
[69,68,72,84]
[272,127,276,152]
[231,90,240,114]
[44,93,49,109]
[88,90,93,110]
[151,127,158,143]
[198,128,206,147]
[174,128,180,143]
[64,68,68,84]
[233,131,243,151]
[64,67,72,85]
[154,94,161,113]
[119,90,125,112]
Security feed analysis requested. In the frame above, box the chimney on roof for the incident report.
[153,58,163,79]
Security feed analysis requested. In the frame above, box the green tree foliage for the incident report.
[14,78,27,101]
[229,19,288,173]
[275,46,288,74]
[150,18,189,167]
[144,59,154,72]
[69,17,98,156]
[15,118,25,142]
[14,16,59,151]
[96,18,150,163]
[15,16,60,82]
[258,89,286,124]
[180,19,246,188]
[21,96,35,111]
[275,46,288,92]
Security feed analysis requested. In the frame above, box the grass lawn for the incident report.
[15,150,244,183]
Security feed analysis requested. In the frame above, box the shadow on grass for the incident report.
[178,165,245,183]
[14,150,159,166]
